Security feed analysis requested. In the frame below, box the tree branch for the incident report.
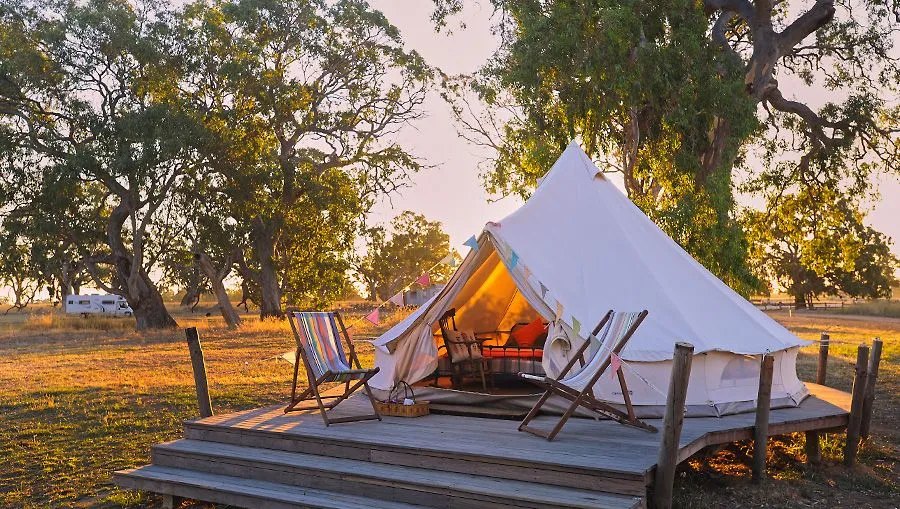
[777,0,836,55]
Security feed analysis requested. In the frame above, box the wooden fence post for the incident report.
[816,333,829,386]
[185,327,213,418]
[860,338,883,439]
[653,342,694,509]
[844,343,869,467]
[752,354,774,482]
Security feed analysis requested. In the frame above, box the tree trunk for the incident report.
[251,217,283,319]
[195,252,241,329]
[117,259,179,329]
[180,265,202,307]
[104,202,178,330]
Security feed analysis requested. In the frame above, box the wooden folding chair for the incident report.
[285,310,382,426]
[437,308,488,391]
[518,310,657,440]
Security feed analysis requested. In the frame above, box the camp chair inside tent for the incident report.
[285,310,382,426]
[519,310,657,440]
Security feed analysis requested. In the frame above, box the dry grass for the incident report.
[0,304,897,508]
[829,300,900,319]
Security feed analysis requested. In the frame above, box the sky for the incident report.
[365,1,900,258]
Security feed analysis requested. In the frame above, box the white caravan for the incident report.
[65,294,134,317]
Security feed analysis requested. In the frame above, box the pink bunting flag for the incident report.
[364,308,380,325]
[610,352,622,380]
[389,292,404,306]
[416,272,431,286]
[522,265,532,281]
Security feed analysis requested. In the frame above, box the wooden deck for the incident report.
[115,383,850,509]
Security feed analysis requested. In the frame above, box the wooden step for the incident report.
[152,439,643,509]
[113,465,427,509]
[184,421,649,496]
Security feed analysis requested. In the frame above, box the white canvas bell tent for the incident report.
[371,141,809,417]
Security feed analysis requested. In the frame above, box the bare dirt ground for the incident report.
[0,305,896,508]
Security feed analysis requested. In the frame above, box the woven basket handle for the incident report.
[389,380,415,403]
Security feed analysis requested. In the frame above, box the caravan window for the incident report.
[119,302,128,309]
[78,300,90,305]
[101,300,115,305]
[67,299,74,305]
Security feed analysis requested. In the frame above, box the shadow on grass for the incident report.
[0,385,286,508]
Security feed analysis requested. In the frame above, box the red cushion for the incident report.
[483,348,543,359]
[509,317,547,348]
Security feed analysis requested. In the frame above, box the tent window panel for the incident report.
[719,356,761,387]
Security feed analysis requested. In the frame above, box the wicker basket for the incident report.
[375,381,430,418]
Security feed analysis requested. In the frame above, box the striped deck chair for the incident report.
[518,310,657,440]
[285,310,382,426]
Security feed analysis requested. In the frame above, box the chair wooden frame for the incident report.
[285,309,382,426]
[437,308,489,391]
[518,310,657,440]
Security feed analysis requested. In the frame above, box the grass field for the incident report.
[0,304,897,508]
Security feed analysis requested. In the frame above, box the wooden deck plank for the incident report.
[152,439,643,509]
[115,465,429,509]
[188,383,849,479]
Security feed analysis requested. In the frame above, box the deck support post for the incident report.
[844,343,869,467]
[161,494,183,509]
[652,342,694,509]
[185,327,213,418]
[804,431,821,465]
[817,333,829,385]
[860,338,883,439]
[752,354,774,482]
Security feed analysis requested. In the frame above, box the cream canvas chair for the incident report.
[518,310,657,440]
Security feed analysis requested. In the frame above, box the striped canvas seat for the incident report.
[558,311,644,391]
[292,312,373,383]
[285,310,381,426]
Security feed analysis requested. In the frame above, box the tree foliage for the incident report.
[435,0,900,296]
[745,189,898,307]
[355,211,454,302]
[177,0,432,318]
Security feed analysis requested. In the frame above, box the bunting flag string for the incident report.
[364,308,380,325]
[416,272,431,286]
[610,352,622,380]
[439,252,456,267]
[509,251,519,269]
[522,265,532,281]
[572,317,581,337]
[555,301,564,321]
[540,282,549,298]
[464,235,479,251]
[388,292,404,307]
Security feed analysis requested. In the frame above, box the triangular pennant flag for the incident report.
[555,301,564,321]
[572,317,581,337]
[522,265,532,281]
[364,308,380,325]
[416,272,431,286]
[389,292,404,306]
[464,235,479,250]
[540,282,549,299]
[610,352,622,380]
[439,253,456,267]
[509,251,519,269]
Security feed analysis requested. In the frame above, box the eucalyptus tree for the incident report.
[178,0,432,318]
[0,0,201,328]
[434,0,900,295]
[355,211,454,302]
[745,189,898,307]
